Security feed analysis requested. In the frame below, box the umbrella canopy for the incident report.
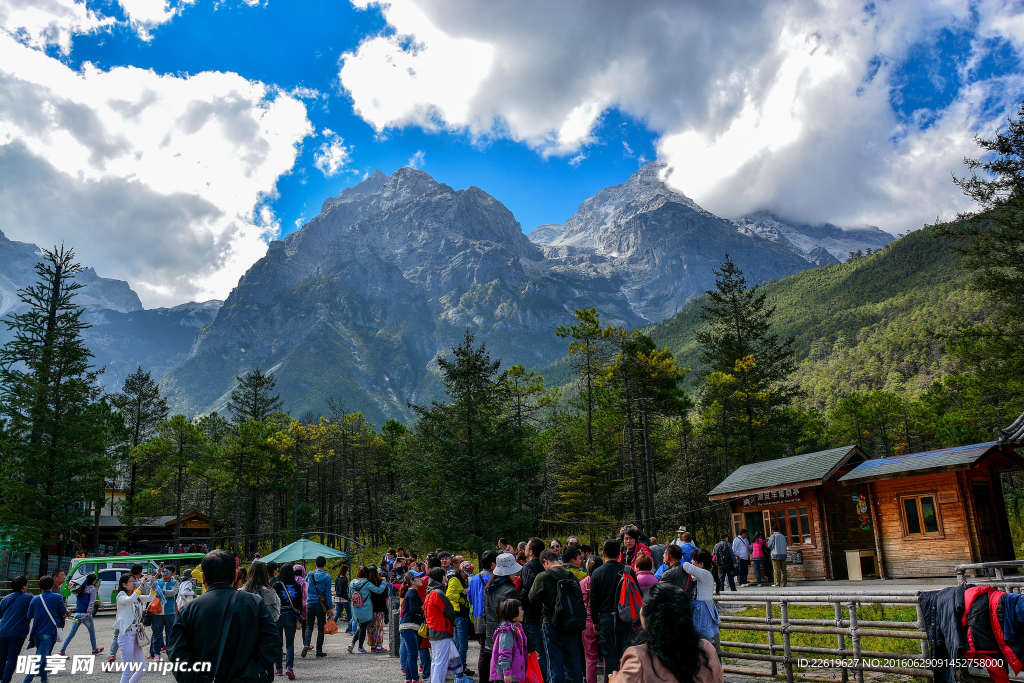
[259,539,348,565]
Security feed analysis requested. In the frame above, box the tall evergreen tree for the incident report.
[556,309,611,453]
[0,247,108,574]
[935,101,1024,427]
[136,415,205,544]
[228,367,283,424]
[696,256,801,467]
[404,330,536,558]
[110,367,168,546]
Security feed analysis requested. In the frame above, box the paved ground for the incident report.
[24,613,426,683]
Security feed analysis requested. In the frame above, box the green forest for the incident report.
[1,107,1022,572]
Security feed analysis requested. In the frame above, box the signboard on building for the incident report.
[741,487,803,508]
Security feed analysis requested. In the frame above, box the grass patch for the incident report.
[720,603,923,658]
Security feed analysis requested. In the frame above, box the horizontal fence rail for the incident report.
[713,590,931,683]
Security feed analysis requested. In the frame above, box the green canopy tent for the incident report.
[259,539,348,565]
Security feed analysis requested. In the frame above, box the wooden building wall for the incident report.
[730,487,829,581]
[867,455,1016,578]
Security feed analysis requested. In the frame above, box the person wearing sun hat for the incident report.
[483,553,522,683]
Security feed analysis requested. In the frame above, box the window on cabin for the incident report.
[763,507,813,545]
[902,495,941,535]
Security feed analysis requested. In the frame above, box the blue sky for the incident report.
[62,0,660,236]
[2,0,1023,305]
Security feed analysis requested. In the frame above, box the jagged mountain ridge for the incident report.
[0,228,222,392]
[159,164,837,424]
[528,162,815,321]
[732,211,893,261]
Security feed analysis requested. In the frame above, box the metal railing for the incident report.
[956,561,1024,585]
[714,590,931,683]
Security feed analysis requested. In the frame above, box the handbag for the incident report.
[134,601,151,648]
[525,651,543,683]
[417,622,429,638]
[311,573,329,613]
[39,595,64,643]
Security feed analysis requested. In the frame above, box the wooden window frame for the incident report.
[762,506,815,547]
[731,513,744,539]
[900,493,945,539]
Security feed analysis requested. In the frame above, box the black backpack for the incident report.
[551,573,587,633]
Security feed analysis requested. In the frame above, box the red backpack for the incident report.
[616,572,643,622]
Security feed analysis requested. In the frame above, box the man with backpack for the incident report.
[588,540,636,681]
[519,538,547,678]
[528,550,584,683]
[712,534,737,592]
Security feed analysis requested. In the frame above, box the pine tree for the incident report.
[0,246,108,574]
[935,101,1024,427]
[404,330,536,558]
[136,415,206,544]
[696,256,801,467]
[110,367,168,546]
[228,367,283,424]
[556,309,611,453]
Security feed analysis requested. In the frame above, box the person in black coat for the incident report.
[588,539,636,678]
[168,550,278,683]
[660,545,687,590]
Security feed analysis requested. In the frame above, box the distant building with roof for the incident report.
[708,410,1024,581]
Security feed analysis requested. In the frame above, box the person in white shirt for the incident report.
[682,550,720,642]
[113,573,154,683]
[732,530,752,587]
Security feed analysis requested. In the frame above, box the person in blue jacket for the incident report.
[0,577,33,683]
[301,556,335,659]
[23,576,67,683]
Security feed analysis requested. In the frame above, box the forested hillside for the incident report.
[650,225,986,411]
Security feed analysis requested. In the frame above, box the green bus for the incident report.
[63,554,205,610]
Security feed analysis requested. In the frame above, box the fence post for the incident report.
[848,601,864,683]
[915,601,929,659]
[780,600,794,683]
[766,600,777,677]
[834,601,848,683]
[388,594,400,657]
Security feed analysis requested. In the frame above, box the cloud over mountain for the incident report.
[338,0,1024,233]
[0,13,312,306]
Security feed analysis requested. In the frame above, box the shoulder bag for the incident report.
[135,599,151,649]
[39,595,64,642]
[195,591,238,683]
[311,573,329,614]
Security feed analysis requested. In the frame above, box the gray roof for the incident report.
[708,446,860,498]
[839,441,998,483]
[98,515,177,528]
[1000,411,1024,446]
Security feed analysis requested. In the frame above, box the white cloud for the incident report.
[0,0,113,54]
[407,149,425,168]
[338,0,1024,233]
[0,33,313,307]
[313,128,351,177]
[116,0,195,39]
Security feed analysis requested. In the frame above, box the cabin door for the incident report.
[972,483,1001,562]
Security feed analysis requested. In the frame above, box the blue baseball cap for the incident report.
[408,570,425,578]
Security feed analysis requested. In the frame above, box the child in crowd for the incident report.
[490,598,528,683]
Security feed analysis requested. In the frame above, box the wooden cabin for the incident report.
[708,445,873,581]
[838,440,1022,579]
[708,425,1023,581]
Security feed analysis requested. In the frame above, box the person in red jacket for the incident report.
[423,568,473,683]
[619,528,652,571]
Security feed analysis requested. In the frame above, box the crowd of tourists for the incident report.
[0,523,797,683]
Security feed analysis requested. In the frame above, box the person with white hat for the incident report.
[484,553,522,683]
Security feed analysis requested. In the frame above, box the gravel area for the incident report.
[20,613,477,683]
